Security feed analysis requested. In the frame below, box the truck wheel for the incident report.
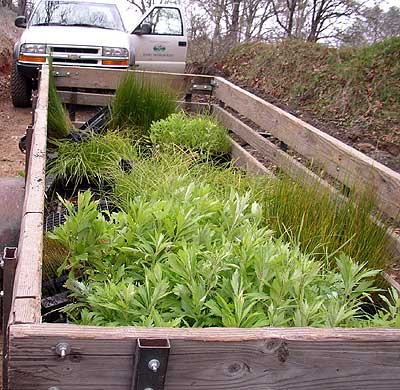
[11,61,32,108]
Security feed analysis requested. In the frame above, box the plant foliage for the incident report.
[47,71,71,138]
[262,174,391,270]
[150,112,231,155]
[109,73,177,140]
[47,131,137,188]
[49,187,399,328]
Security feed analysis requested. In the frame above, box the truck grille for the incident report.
[49,45,102,66]
[54,58,98,64]
[52,47,98,54]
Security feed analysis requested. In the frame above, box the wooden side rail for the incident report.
[9,65,48,325]
[215,105,400,265]
[53,65,214,91]
[8,324,400,390]
[214,77,400,220]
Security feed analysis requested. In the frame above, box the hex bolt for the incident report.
[55,342,71,359]
[48,387,60,390]
[144,388,154,390]
[148,358,160,373]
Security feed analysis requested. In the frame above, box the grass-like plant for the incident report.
[42,236,69,281]
[110,150,391,271]
[46,131,138,188]
[47,71,71,138]
[110,149,266,210]
[49,189,399,328]
[109,73,177,140]
[262,174,391,271]
[150,112,231,155]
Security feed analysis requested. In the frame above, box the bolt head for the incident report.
[55,342,71,358]
[148,358,160,372]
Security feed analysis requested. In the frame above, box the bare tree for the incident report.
[228,0,241,43]
[271,0,302,38]
[271,0,360,41]
[126,0,154,14]
[340,5,400,46]
[306,0,359,42]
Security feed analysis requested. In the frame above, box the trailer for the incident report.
[3,64,400,390]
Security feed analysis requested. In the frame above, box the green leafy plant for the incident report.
[150,112,231,155]
[49,187,398,328]
[109,73,177,140]
[111,149,391,272]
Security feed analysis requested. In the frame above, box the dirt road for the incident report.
[0,7,29,177]
[0,77,31,177]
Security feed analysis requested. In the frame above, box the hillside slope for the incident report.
[217,39,400,171]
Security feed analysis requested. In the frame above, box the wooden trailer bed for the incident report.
[4,64,400,390]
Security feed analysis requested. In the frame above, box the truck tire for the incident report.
[11,61,32,108]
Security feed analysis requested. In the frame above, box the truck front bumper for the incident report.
[16,61,130,81]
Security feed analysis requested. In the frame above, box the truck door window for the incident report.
[140,7,183,36]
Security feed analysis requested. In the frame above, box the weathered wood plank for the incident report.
[215,105,331,190]
[9,66,48,326]
[10,212,43,325]
[23,66,48,214]
[53,65,213,91]
[230,139,272,176]
[59,90,113,106]
[214,77,400,220]
[8,324,400,390]
[382,272,400,294]
[216,105,400,263]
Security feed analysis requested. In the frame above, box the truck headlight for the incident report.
[20,44,47,54]
[102,47,128,57]
[19,44,47,63]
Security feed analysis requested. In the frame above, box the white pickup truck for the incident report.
[12,0,188,107]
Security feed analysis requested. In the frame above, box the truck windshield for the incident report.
[30,1,125,31]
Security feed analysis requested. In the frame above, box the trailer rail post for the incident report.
[132,339,170,390]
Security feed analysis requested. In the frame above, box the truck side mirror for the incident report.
[15,16,27,28]
[133,22,152,35]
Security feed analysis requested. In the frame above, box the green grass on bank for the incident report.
[222,38,400,128]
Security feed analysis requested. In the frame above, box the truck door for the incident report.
[130,5,187,73]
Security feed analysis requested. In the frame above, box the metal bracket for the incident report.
[192,84,213,92]
[132,339,170,390]
[1,247,17,330]
[53,71,71,78]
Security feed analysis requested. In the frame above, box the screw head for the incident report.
[55,342,70,359]
[148,358,160,372]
